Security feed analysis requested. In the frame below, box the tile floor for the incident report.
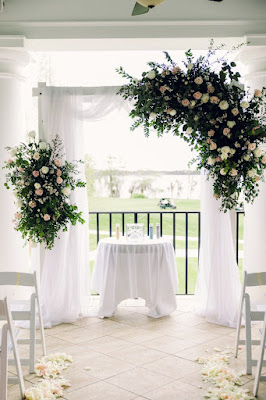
[8,296,266,400]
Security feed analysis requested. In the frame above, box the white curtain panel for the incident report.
[194,170,241,328]
[41,87,90,327]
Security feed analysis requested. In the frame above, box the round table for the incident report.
[92,237,178,318]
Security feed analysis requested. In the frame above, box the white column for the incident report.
[238,36,266,303]
[0,37,31,295]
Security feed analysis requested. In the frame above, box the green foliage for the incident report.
[117,47,266,211]
[3,134,86,249]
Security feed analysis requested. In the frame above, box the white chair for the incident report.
[253,312,266,397]
[0,271,46,373]
[234,270,266,374]
[0,297,25,400]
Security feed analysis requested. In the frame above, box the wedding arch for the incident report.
[31,45,266,328]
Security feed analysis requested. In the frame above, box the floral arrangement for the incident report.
[117,43,266,211]
[3,132,86,249]
[24,353,72,400]
[196,349,255,400]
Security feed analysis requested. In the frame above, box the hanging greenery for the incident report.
[117,43,266,211]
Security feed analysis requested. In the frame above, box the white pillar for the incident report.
[238,36,266,303]
[0,37,31,295]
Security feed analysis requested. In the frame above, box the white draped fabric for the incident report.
[39,86,131,326]
[194,170,241,328]
[40,87,90,327]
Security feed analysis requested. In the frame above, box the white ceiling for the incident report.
[0,0,265,50]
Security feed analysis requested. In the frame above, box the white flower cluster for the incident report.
[196,349,255,400]
[24,353,73,400]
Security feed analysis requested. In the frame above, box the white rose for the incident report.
[221,153,228,160]
[207,156,216,165]
[230,149,236,155]
[169,109,177,116]
[227,121,236,128]
[240,101,249,109]
[243,154,250,161]
[16,200,23,208]
[33,152,40,160]
[219,100,229,110]
[248,169,256,177]
[28,130,36,138]
[187,63,194,70]
[150,112,156,119]
[9,147,18,157]
[254,147,263,157]
[62,187,71,196]
[190,100,196,107]
[147,70,156,79]
[186,127,193,134]
[221,146,230,154]
[39,141,47,150]
[132,78,138,85]
[41,166,49,174]
[201,93,209,103]
[220,169,227,176]
[34,183,41,189]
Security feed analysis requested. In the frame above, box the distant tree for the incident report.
[136,178,153,196]
[129,181,137,196]
[176,179,183,198]
[168,181,176,198]
[101,156,124,198]
[84,154,96,197]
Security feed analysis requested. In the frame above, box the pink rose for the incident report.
[213,194,219,199]
[7,159,13,164]
[15,212,21,219]
[231,108,239,116]
[254,89,262,97]
[29,200,36,208]
[18,166,24,172]
[206,138,212,144]
[193,91,202,100]
[194,77,203,85]
[248,143,256,151]
[35,189,43,196]
[57,177,63,184]
[210,142,217,150]
[160,86,167,94]
[207,85,215,93]
[262,156,266,164]
[210,96,220,104]
[182,99,190,107]
[56,169,62,176]
[231,169,238,177]
[55,159,61,167]
[223,128,230,136]
[215,157,222,162]
[32,170,39,178]
[172,67,180,74]
[43,214,50,221]
[208,130,215,137]
[255,176,260,182]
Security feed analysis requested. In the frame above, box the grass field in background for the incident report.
[89,197,244,294]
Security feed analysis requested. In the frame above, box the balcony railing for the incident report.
[89,210,244,294]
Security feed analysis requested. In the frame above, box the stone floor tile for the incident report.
[142,335,196,354]
[143,355,201,380]
[106,367,173,396]
[52,326,105,344]
[109,344,168,366]
[79,335,134,354]
[144,379,204,400]
[66,380,136,400]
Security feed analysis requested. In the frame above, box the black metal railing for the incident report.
[89,210,244,294]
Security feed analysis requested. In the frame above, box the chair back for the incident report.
[0,272,36,287]
[244,271,266,288]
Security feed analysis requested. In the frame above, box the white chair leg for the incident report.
[0,324,8,400]
[253,323,266,397]
[235,294,244,358]
[35,274,46,356]
[245,294,253,375]
[29,294,36,374]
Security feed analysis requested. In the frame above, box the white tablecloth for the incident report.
[92,237,178,318]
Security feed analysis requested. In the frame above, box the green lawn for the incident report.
[88,197,244,294]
